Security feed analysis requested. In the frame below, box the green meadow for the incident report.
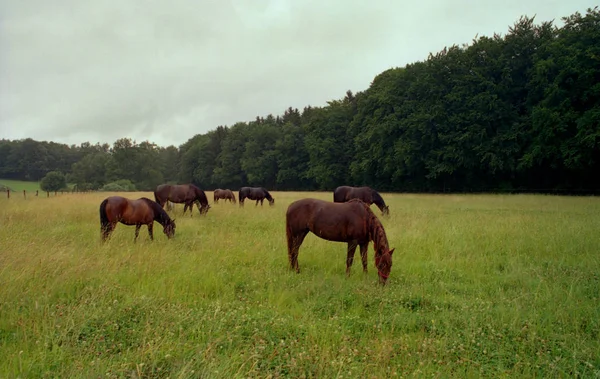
[0,192,598,378]
[0,179,42,192]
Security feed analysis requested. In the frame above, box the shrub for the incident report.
[100,183,127,192]
[100,180,137,192]
[40,171,67,192]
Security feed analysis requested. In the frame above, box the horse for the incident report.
[239,187,274,207]
[286,198,394,285]
[333,186,389,216]
[154,184,211,216]
[214,188,236,204]
[99,196,176,242]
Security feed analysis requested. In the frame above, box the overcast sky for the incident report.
[0,0,596,147]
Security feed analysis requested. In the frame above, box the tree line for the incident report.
[1,8,598,193]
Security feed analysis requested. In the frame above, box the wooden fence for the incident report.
[3,189,92,199]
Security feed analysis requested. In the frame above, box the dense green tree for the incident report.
[213,123,248,189]
[1,8,599,193]
[40,171,66,192]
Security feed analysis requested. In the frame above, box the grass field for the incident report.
[0,179,42,192]
[0,191,599,378]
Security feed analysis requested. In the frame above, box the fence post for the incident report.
[23,190,26,199]
[47,191,49,197]
[54,191,57,196]
[36,190,39,196]
[6,189,9,199]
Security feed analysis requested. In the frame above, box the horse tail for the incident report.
[333,187,343,203]
[285,209,294,253]
[99,198,110,237]
[154,189,163,206]
[232,192,237,204]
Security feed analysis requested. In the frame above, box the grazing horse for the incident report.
[239,187,274,207]
[214,188,236,204]
[286,198,394,285]
[333,186,389,216]
[154,184,210,216]
[99,196,176,242]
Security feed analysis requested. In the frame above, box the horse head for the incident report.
[164,219,176,238]
[382,205,390,216]
[268,198,275,206]
[200,204,211,215]
[375,248,394,285]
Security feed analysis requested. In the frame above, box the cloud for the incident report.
[0,0,596,146]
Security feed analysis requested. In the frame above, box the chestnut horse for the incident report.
[333,186,389,216]
[154,184,210,216]
[99,196,176,242]
[239,187,274,207]
[286,198,394,285]
[214,188,236,204]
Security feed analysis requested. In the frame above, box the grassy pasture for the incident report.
[0,191,598,378]
[0,179,42,192]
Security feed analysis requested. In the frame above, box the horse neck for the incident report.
[371,191,386,211]
[367,211,388,257]
[152,203,169,226]
[194,187,207,205]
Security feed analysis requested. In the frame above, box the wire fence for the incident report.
[1,189,95,199]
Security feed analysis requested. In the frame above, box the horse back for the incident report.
[287,198,369,242]
[105,196,154,225]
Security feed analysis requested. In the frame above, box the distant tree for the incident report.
[40,171,66,192]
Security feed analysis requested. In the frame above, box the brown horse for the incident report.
[154,184,210,216]
[239,187,274,207]
[333,186,389,216]
[286,198,394,285]
[99,196,176,242]
[214,188,236,204]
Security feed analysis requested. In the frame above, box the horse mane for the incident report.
[191,184,209,205]
[262,188,273,200]
[371,189,386,207]
[140,197,171,226]
[349,199,389,258]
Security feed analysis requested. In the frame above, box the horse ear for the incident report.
[388,248,395,255]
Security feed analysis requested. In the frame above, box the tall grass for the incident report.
[0,192,598,378]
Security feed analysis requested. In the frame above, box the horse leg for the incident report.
[288,230,308,273]
[134,224,141,242]
[359,243,369,273]
[148,223,154,241]
[255,199,259,206]
[101,222,115,242]
[346,241,358,276]
[185,202,194,217]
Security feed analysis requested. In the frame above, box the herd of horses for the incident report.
[99,185,394,284]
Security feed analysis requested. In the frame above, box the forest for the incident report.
[1,8,598,193]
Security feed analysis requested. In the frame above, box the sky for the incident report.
[0,0,596,147]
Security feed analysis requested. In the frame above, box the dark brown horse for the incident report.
[214,189,236,204]
[239,187,274,207]
[99,196,176,242]
[154,184,210,216]
[333,186,389,216]
[286,198,394,285]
